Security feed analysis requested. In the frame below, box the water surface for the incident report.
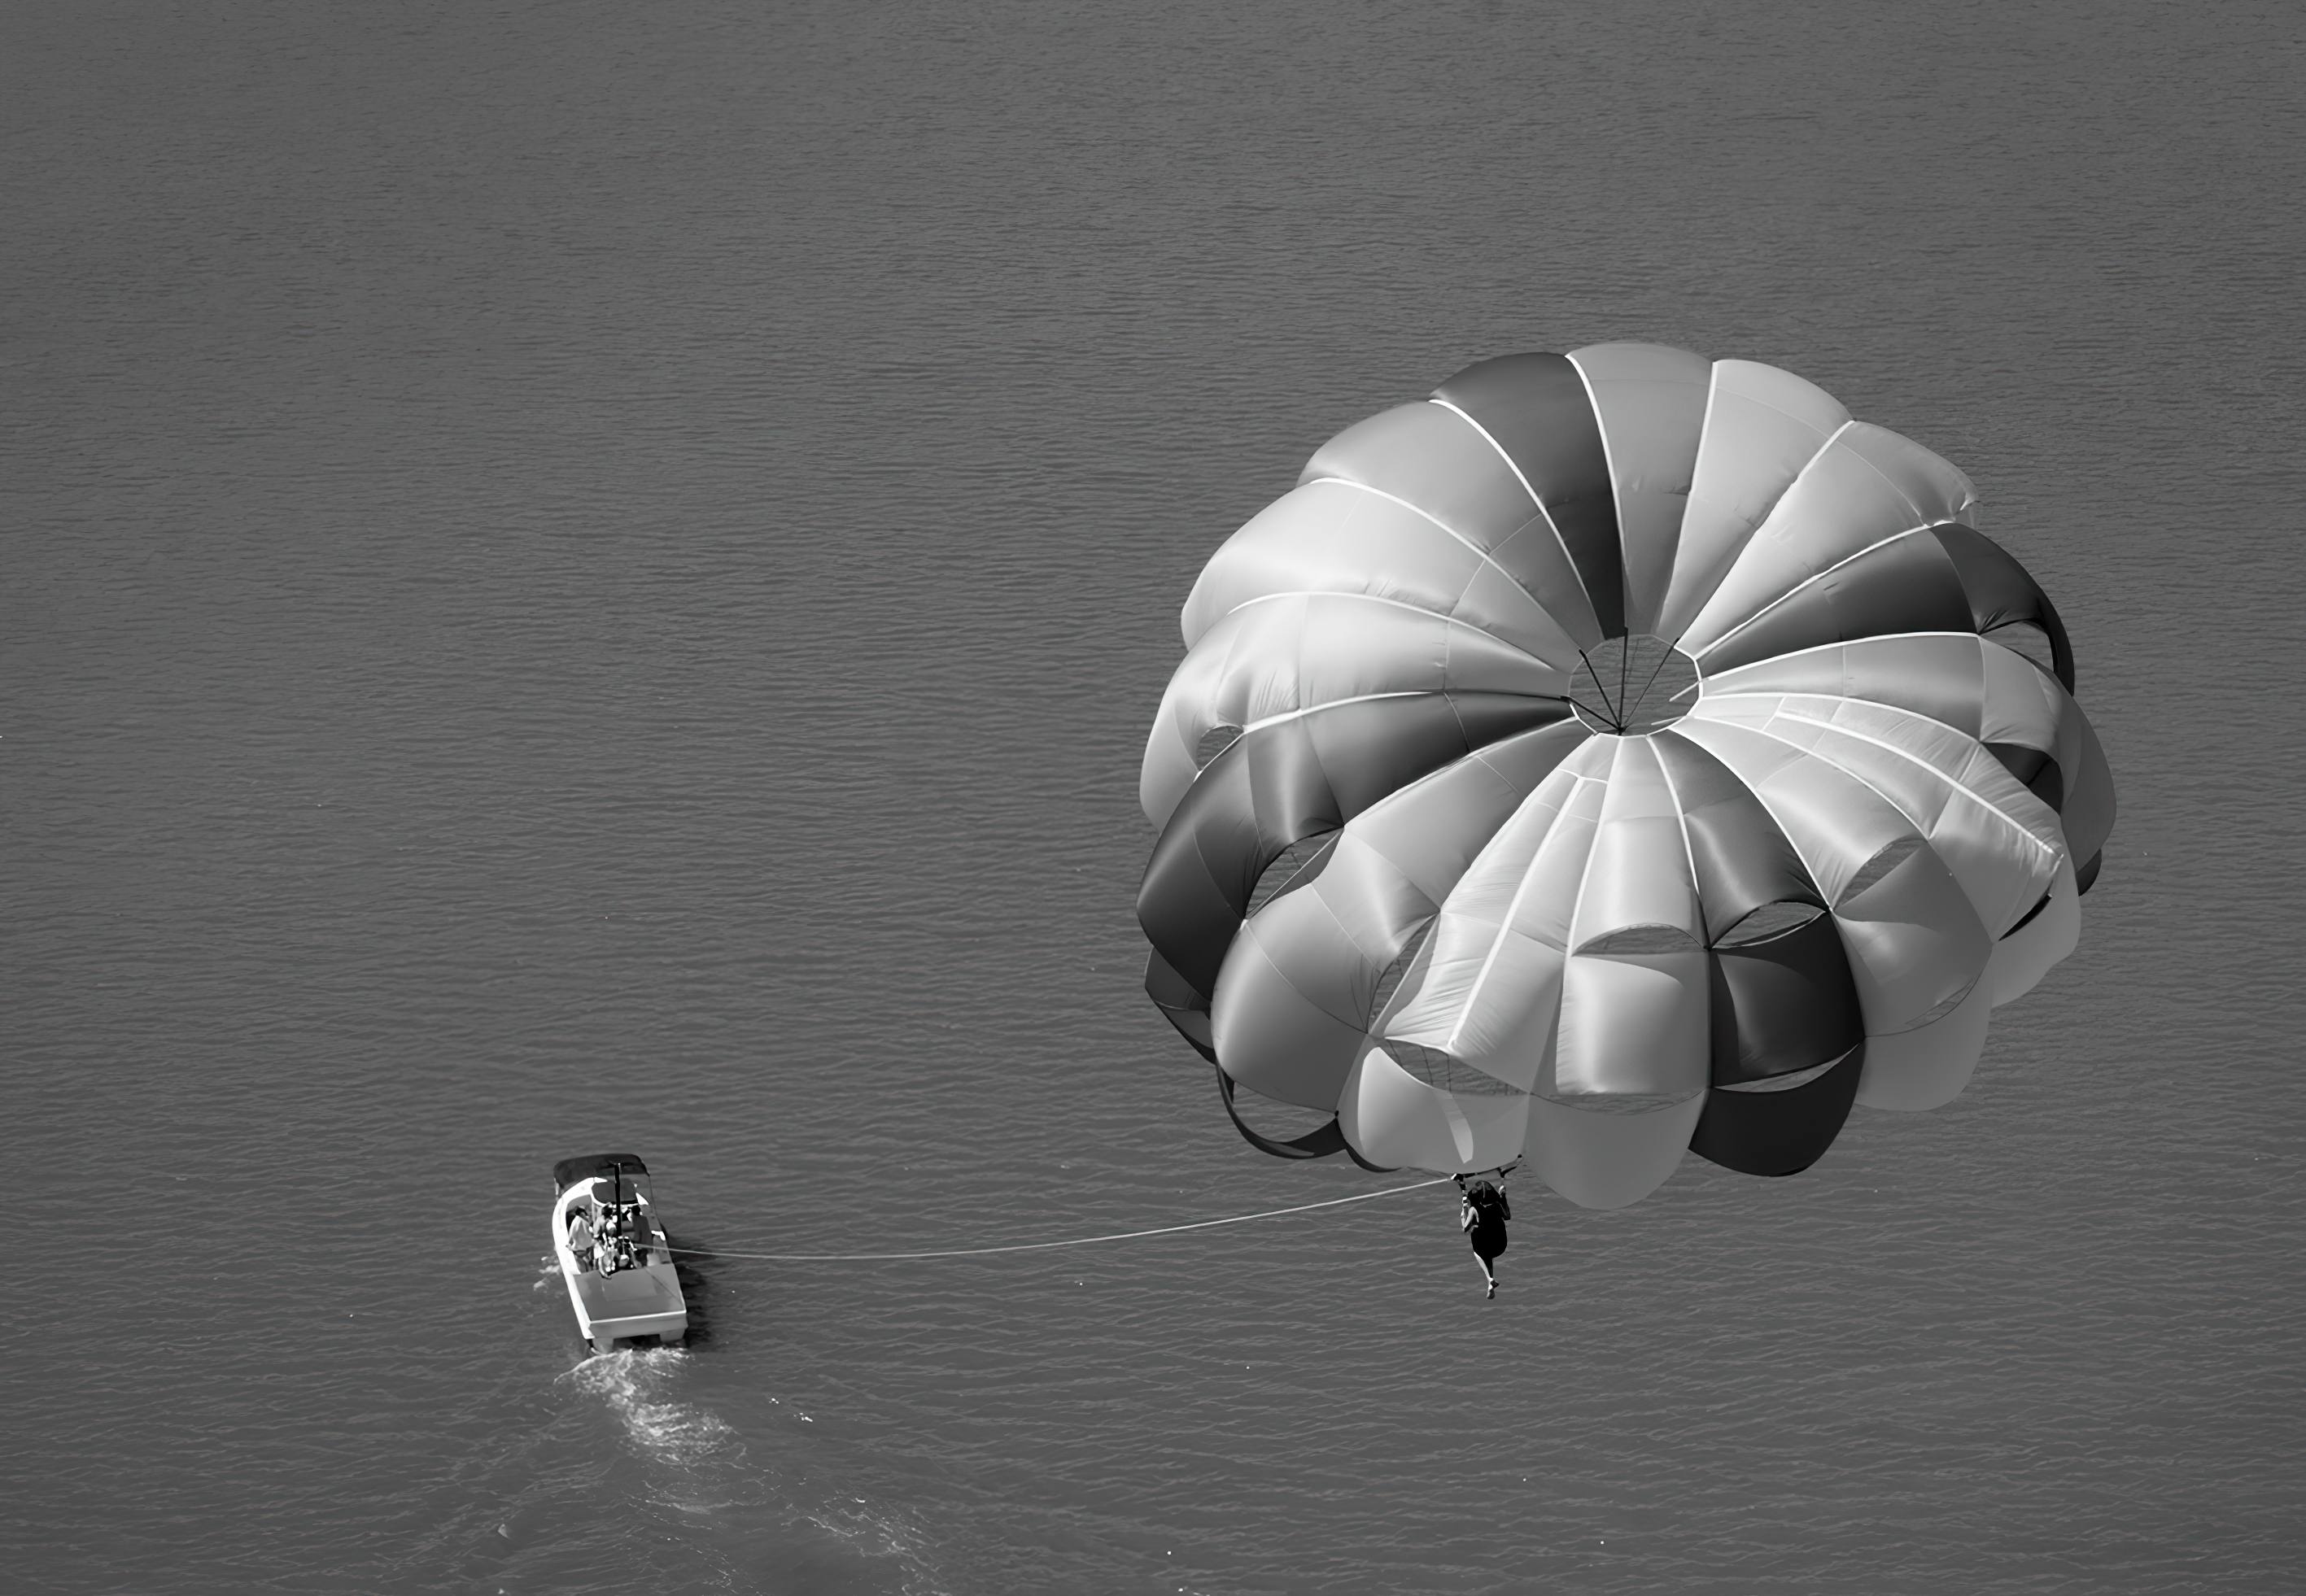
[6,2,2303,1591]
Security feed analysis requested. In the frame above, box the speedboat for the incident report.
[550,1153,688,1354]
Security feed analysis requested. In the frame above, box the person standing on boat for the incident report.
[1459,1174,1510,1298]
[567,1206,598,1274]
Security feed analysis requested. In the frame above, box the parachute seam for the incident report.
[1701,628,1983,683]
[1666,721,1844,910]
[1843,423,1973,530]
[1698,640,2073,761]
[1349,721,1590,897]
[1304,476,1579,651]
[1749,701,2064,863]
[1653,360,1731,638]
[1421,399,1593,627]
[1239,894,1378,1035]
[1666,416,1857,643]
[1533,753,1621,1094]
[1649,735,1708,943]
[1206,590,1574,676]
[1706,636,1992,742]
[1704,631,2078,743]
[1697,693,2059,853]
[1693,521,1949,662]
[1659,719,1989,1019]
[1440,766,1595,1059]
[1565,351,1636,634]
[1173,599,1260,796]
[1238,689,1435,735]
[1684,708,2054,938]
[1292,722,1593,1033]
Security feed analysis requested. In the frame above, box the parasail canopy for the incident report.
[1137,345,2114,1207]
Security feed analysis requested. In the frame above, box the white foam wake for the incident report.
[565,1346,738,1471]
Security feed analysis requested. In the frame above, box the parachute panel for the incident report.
[1300,400,1605,648]
[1688,529,1977,676]
[1522,1092,1706,1210]
[1677,423,1976,661]
[1690,1044,1866,1177]
[1656,360,1851,642]
[1695,691,2064,937]
[1378,748,1612,1085]
[1854,976,1994,1110]
[1431,353,1626,639]
[1986,854,2081,1006]
[1339,1047,1530,1172]
[1670,715,1994,1032]
[1142,593,1570,827]
[1708,909,1866,1084]
[1567,342,1713,635]
[1653,732,1828,942]
[1553,950,1710,1099]
[1705,633,1992,739]
[1180,478,1582,661]
[1931,522,2077,690]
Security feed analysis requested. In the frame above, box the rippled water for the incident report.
[7,2,2304,1592]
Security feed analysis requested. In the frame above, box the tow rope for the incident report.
[657,1177,1452,1262]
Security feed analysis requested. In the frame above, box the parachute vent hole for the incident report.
[1567,635,1698,735]
[1246,832,1338,917]
[1714,901,1825,948]
[1193,724,1243,769]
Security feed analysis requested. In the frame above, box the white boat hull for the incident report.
[552,1172,688,1354]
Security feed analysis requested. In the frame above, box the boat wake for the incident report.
[564,1346,740,1472]
[544,1316,945,1591]
[806,1496,942,1592]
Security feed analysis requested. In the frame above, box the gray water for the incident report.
[7,3,2303,1592]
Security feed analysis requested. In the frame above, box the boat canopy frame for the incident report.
[552,1153,652,1192]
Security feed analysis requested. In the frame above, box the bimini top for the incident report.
[552,1153,650,1191]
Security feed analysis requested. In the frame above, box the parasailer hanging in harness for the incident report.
[1457,1169,1513,1297]
[1133,342,2116,1232]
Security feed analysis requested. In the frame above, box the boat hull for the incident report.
[551,1165,688,1354]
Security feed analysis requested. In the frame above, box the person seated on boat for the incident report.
[610,1206,644,1271]
[566,1206,598,1273]
[623,1206,656,1262]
